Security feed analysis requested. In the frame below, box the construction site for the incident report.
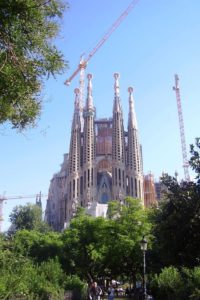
[0,0,195,232]
[2,2,200,300]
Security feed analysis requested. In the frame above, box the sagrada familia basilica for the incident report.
[45,73,151,231]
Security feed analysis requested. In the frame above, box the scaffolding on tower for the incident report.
[173,74,190,181]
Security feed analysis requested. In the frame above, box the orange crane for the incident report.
[64,0,140,105]
[0,193,47,232]
[173,74,190,181]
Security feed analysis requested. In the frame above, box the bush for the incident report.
[181,267,200,300]
[0,253,66,300]
[151,266,200,300]
[151,266,184,300]
[64,275,88,300]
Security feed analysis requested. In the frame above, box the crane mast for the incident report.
[64,0,140,107]
[173,74,190,181]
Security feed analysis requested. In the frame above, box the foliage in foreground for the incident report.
[149,138,200,271]
[0,236,87,300]
[150,175,200,269]
[0,197,151,298]
[0,0,68,130]
[0,249,66,300]
[9,203,51,234]
[62,197,151,283]
[151,266,200,300]
[1,138,200,299]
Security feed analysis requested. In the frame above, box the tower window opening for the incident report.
[80,176,83,195]
[119,169,121,186]
[84,171,86,189]
[135,178,138,197]
[131,177,134,196]
[69,181,72,200]
[139,180,141,198]
[115,168,117,185]
[101,193,109,204]
[73,179,75,198]
[77,178,79,197]
[91,168,93,186]
[88,169,90,187]
[126,176,129,194]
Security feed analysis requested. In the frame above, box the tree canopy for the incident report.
[62,209,108,282]
[61,198,151,284]
[151,176,200,268]
[1,177,200,300]
[9,203,50,233]
[0,0,68,130]
[105,197,151,282]
[190,137,200,184]
[150,138,200,270]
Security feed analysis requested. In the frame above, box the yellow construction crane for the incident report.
[64,0,140,106]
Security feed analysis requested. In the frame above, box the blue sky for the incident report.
[1,0,200,231]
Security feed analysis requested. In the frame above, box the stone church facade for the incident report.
[45,73,144,230]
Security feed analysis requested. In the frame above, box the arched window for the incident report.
[101,193,109,204]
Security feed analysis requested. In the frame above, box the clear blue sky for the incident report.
[1,0,200,231]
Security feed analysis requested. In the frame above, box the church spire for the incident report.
[114,72,120,97]
[112,73,126,200]
[83,73,96,206]
[72,88,81,129]
[85,74,94,111]
[113,73,121,112]
[128,87,138,129]
[68,88,81,174]
[74,87,80,112]
[127,87,144,201]
[112,72,125,162]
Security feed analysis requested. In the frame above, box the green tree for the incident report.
[61,198,151,285]
[0,250,36,299]
[13,229,63,263]
[151,266,200,300]
[0,234,67,299]
[9,203,50,233]
[152,266,185,300]
[62,209,107,282]
[0,251,66,300]
[190,137,200,183]
[151,174,200,269]
[105,197,151,283]
[181,267,200,300]
[31,258,66,300]
[64,275,88,300]
[0,0,68,130]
